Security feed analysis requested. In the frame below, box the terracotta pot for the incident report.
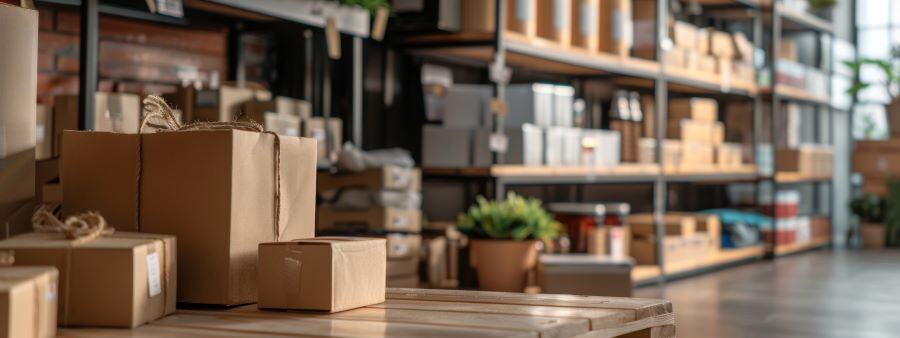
[469,239,539,292]
[861,223,886,249]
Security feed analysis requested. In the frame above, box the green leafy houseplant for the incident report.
[885,180,900,246]
[850,194,886,223]
[843,47,900,100]
[457,193,561,242]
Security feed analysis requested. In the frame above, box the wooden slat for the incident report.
[58,325,279,337]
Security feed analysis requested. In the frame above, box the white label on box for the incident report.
[516,0,533,22]
[489,133,509,153]
[389,167,411,187]
[392,243,410,256]
[553,0,570,30]
[580,2,598,36]
[146,252,162,297]
[392,215,409,229]
[46,283,57,302]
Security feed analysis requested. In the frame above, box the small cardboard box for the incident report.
[668,98,718,122]
[508,0,538,37]
[258,237,386,312]
[0,266,57,338]
[715,143,743,167]
[0,232,176,328]
[667,119,723,144]
[61,130,317,305]
[571,0,599,51]
[40,183,61,204]
[318,166,421,192]
[670,212,721,251]
[193,85,271,122]
[539,254,632,297]
[631,233,711,265]
[681,141,715,165]
[598,0,632,57]
[672,21,697,50]
[317,206,422,233]
[629,213,697,237]
[53,93,141,156]
[698,54,717,73]
[710,30,734,57]
[631,0,656,59]
[696,27,711,54]
[536,0,572,46]
[387,233,422,260]
[662,47,686,68]
[264,112,301,137]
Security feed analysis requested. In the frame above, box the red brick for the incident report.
[56,10,79,34]
[38,31,78,55]
[100,16,227,56]
[38,52,54,71]
[98,40,226,84]
[38,8,54,31]
[57,56,79,73]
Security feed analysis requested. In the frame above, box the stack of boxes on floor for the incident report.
[0,4,382,334]
[638,98,743,169]
[628,213,721,267]
[761,191,831,247]
[316,166,424,288]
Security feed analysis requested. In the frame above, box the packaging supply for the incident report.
[696,27,710,54]
[319,166,421,192]
[0,266,57,338]
[681,141,715,165]
[61,97,317,305]
[258,237,386,312]
[505,84,555,127]
[275,96,311,118]
[776,145,833,176]
[662,47,686,68]
[331,189,422,210]
[386,233,422,260]
[631,233,712,265]
[710,30,734,57]
[442,84,492,127]
[631,0,656,59]
[264,112,301,137]
[387,257,419,277]
[571,0,599,51]
[668,98,718,122]
[0,3,37,238]
[193,85,271,122]
[599,0,632,57]
[302,117,342,163]
[53,93,142,156]
[0,211,176,328]
[549,202,631,256]
[536,0,572,46]
[629,213,697,237]
[35,105,51,161]
[539,254,632,297]
[698,54,717,73]
[667,119,724,144]
[670,212,722,251]
[317,206,422,233]
[637,138,682,168]
[672,21,697,49]
[716,143,743,167]
[733,32,754,61]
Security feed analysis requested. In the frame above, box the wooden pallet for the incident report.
[58,288,675,338]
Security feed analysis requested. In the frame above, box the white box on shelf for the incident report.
[506,83,556,127]
[581,129,621,168]
[473,125,545,166]
[553,85,575,127]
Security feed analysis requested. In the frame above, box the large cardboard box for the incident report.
[598,0,632,57]
[571,0,599,52]
[61,130,317,305]
[539,254,632,297]
[317,206,422,233]
[0,266,57,338]
[53,93,141,156]
[0,3,37,238]
[258,237,386,312]
[668,98,718,122]
[536,0,571,46]
[0,232,175,328]
[318,166,421,192]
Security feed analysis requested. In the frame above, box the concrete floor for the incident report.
[634,249,900,338]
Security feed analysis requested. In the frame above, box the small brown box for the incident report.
[598,0,632,57]
[672,21,697,50]
[571,0,599,51]
[387,257,419,278]
[629,213,697,237]
[710,30,735,57]
[318,166,421,192]
[53,93,141,157]
[258,237,386,312]
[539,254,633,297]
[668,98,718,122]
[0,266,58,338]
[698,54,717,73]
[302,117,342,163]
[536,0,571,46]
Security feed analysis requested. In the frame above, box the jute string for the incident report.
[140,95,283,241]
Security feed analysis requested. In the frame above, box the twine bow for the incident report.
[139,95,284,241]
[32,205,114,244]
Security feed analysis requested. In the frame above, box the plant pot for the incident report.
[861,223,886,249]
[469,239,539,292]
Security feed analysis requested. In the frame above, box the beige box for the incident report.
[710,30,734,57]
[0,3,37,238]
[0,232,175,328]
[536,0,571,46]
[698,54,717,73]
[318,166,421,192]
[667,119,723,143]
[779,39,798,61]
[61,130,317,305]
[681,141,715,165]
[258,237,386,312]
[672,21,697,50]
[460,0,536,37]
[40,183,61,204]
[0,266,57,338]
[733,31,754,61]
[668,98,718,122]
[387,233,422,260]
[631,0,656,59]
[508,0,538,37]
[599,0,632,57]
[570,0,599,51]
[631,233,711,265]
[539,254,632,297]
[275,96,311,118]
[696,27,711,54]
[264,112,301,137]
[193,85,271,122]
[303,117,342,163]
[53,93,141,156]
[629,213,697,237]
[716,143,743,167]
[317,206,422,233]
[662,47,686,68]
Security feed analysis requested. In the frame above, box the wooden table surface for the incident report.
[58,288,675,338]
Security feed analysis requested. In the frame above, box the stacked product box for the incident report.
[637,98,742,169]
[628,213,720,266]
[316,165,424,287]
[776,144,834,177]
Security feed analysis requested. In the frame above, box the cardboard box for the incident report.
[53,93,141,156]
[386,275,420,288]
[422,125,473,168]
[193,86,271,122]
[599,0,632,57]
[536,0,571,46]
[668,98,718,122]
[40,183,61,204]
[258,237,386,312]
[662,47,686,68]
[631,0,656,59]
[0,232,176,328]
[303,117,342,163]
[387,257,420,277]
[698,54,717,73]
[264,112,301,137]
[460,0,495,32]
[317,206,422,233]
[696,27,710,54]
[508,0,538,37]
[629,213,697,237]
[681,141,715,165]
[734,61,755,82]
[716,143,743,167]
[733,32,754,61]
[777,146,833,175]
[571,0,599,51]
[318,166,421,192]
[667,119,724,143]
[779,39,798,61]
[672,21,697,50]
[0,266,57,338]
[710,30,734,57]
[637,138,682,168]
[539,254,632,297]
[854,140,900,179]
[35,104,51,161]
[387,233,422,259]
[275,96,311,118]
[631,233,711,265]
[61,130,317,305]
[34,159,58,205]
[669,212,721,251]
[0,3,37,239]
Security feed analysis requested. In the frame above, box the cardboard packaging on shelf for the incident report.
[853,140,900,181]
[35,104,51,161]
[638,138,682,168]
[387,233,423,260]
[667,119,724,144]
[669,212,722,251]
[473,125,545,167]
[193,85,271,122]
[681,141,715,165]
[631,0,656,59]
[302,117,342,163]
[776,145,833,176]
[710,30,735,58]
[599,0,632,57]
[732,32,754,61]
[508,0,538,37]
[460,0,495,32]
[318,166,421,192]
[698,54,717,73]
[275,96,312,118]
[53,93,141,156]
[668,98,718,122]
[34,159,59,205]
[629,213,697,237]
[61,129,317,305]
[41,183,61,204]
[570,0,599,51]
[779,39,798,61]
[716,143,744,167]
[264,112,301,137]
[0,266,57,338]
[536,0,571,46]
[733,61,756,82]
[0,232,176,328]
[258,237,386,312]
[631,233,712,265]
[317,206,422,233]
[696,27,711,54]
[0,3,37,238]
[672,21,697,50]
[538,254,632,297]
[662,47,686,68]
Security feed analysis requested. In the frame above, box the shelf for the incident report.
[632,265,662,285]
[773,172,832,184]
[761,85,830,106]
[774,236,830,256]
[185,0,371,37]
[666,165,759,183]
[633,245,766,285]
[425,164,759,184]
[777,6,834,33]
[664,66,758,97]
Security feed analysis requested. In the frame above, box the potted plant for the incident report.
[851,194,886,249]
[845,48,900,137]
[457,193,561,292]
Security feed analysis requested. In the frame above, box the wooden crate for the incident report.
[59,288,675,337]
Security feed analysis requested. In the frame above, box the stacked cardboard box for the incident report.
[316,166,423,287]
[638,98,742,169]
[853,140,900,196]
[776,144,834,177]
[628,213,720,266]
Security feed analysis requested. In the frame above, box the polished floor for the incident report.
[635,249,900,338]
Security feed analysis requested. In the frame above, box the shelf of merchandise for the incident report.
[772,172,833,184]
[774,236,831,256]
[633,244,767,286]
[760,85,830,106]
